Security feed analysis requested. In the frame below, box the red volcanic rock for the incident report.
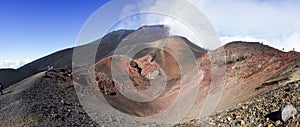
[94,38,300,120]
[195,42,300,113]
[94,36,204,117]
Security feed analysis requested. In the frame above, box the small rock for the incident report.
[209,122,216,125]
[240,120,245,125]
[256,105,262,111]
[275,120,281,126]
[220,119,224,123]
[226,117,231,121]
[146,68,160,80]
[241,105,248,110]
[257,123,263,127]
[217,123,222,127]
[289,83,299,91]
[232,112,239,118]
[280,105,297,122]
[295,101,300,107]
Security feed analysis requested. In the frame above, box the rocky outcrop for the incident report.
[93,36,205,117]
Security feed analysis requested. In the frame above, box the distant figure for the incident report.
[48,65,54,71]
[282,48,285,51]
[293,48,295,51]
[0,82,3,95]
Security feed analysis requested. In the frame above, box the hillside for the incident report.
[187,42,300,117]
[17,30,134,76]
[0,69,100,127]
[17,25,170,77]
[11,25,168,87]
[177,60,300,126]
[0,69,28,88]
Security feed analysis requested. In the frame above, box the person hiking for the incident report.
[0,82,3,95]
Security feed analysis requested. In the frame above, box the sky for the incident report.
[0,0,110,68]
[0,0,300,68]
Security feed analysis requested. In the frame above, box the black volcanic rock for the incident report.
[0,69,100,127]
[0,69,28,89]
[17,48,74,76]
[118,24,169,47]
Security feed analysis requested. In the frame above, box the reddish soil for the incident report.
[93,40,300,121]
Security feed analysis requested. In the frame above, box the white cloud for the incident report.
[220,32,300,51]
[0,59,33,69]
[196,0,300,51]
[112,0,300,51]
[200,0,300,37]
[220,36,268,45]
[165,0,300,51]
[148,15,206,48]
[112,0,220,49]
[144,0,222,49]
[281,32,300,51]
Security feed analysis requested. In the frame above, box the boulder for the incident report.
[280,105,297,122]
[289,83,299,91]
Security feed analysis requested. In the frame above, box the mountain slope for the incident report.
[0,69,99,127]
[0,69,28,89]
[191,41,300,115]
[14,25,170,87]
[177,60,300,126]
[17,29,134,76]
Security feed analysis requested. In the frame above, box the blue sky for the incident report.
[0,0,110,60]
[0,0,300,68]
